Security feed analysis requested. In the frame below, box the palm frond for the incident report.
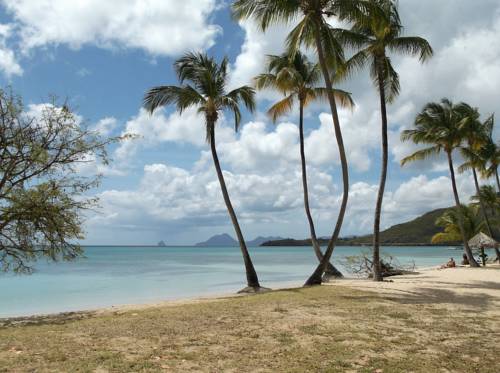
[285,15,316,57]
[340,50,370,80]
[400,146,441,166]
[388,36,433,62]
[267,94,295,123]
[309,88,355,110]
[143,85,205,114]
[254,73,280,91]
[225,86,256,113]
[231,0,300,31]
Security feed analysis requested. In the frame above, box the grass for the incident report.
[0,285,498,372]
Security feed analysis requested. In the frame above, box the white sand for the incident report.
[332,265,500,315]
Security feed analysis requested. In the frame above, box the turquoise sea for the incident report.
[1,245,464,318]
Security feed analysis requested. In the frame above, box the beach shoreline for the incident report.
[3,265,498,325]
[2,265,499,372]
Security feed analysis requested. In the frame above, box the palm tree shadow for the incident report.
[383,287,496,309]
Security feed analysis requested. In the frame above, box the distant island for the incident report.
[157,241,167,247]
[195,234,284,247]
[262,208,458,247]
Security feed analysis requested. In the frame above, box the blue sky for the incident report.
[0,0,499,245]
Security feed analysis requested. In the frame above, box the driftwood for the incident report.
[341,252,417,279]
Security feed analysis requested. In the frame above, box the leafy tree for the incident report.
[144,53,264,292]
[0,89,114,273]
[345,0,432,281]
[233,0,380,286]
[401,99,479,267]
[255,51,354,279]
[431,205,485,244]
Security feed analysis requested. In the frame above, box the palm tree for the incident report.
[457,104,495,236]
[233,0,380,286]
[471,185,500,262]
[471,185,500,217]
[255,51,354,279]
[345,0,432,281]
[401,99,479,267]
[431,205,485,244]
[477,115,500,193]
[144,52,264,292]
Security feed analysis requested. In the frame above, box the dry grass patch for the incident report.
[0,284,498,372]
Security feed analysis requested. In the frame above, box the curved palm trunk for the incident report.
[298,101,343,280]
[209,123,262,289]
[447,151,479,267]
[472,168,494,237]
[495,168,500,194]
[304,20,350,286]
[372,64,388,282]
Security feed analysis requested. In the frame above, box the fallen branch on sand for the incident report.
[341,252,417,279]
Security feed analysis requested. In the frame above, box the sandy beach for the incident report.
[1,265,499,372]
[336,265,500,316]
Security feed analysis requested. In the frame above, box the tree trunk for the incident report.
[495,168,500,194]
[304,19,350,286]
[298,100,343,279]
[472,168,494,237]
[209,123,262,289]
[372,62,388,282]
[447,151,479,267]
[472,168,500,262]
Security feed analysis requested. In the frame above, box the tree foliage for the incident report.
[431,205,486,244]
[0,89,116,273]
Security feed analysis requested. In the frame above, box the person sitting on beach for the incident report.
[461,254,469,266]
[440,257,456,269]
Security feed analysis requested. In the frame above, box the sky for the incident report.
[0,0,499,245]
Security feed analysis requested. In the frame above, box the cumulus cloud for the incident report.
[88,156,481,244]
[0,23,22,77]
[91,117,117,137]
[229,20,291,93]
[1,0,221,56]
[114,107,235,161]
[229,0,500,172]
[14,0,498,243]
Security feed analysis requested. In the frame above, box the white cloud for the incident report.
[1,0,221,56]
[76,67,91,77]
[229,0,500,174]
[91,117,117,137]
[114,107,236,161]
[229,20,292,99]
[0,23,22,77]
[88,155,482,244]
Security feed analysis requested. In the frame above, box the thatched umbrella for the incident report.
[468,233,499,266]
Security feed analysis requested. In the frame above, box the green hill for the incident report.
[261,207,456,246]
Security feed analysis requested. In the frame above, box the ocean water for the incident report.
[0,245,463,318]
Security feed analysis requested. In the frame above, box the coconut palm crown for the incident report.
[144,52,255,141]
[255,51,354,122]
[144,52,263,290]
[345,0,433,102]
